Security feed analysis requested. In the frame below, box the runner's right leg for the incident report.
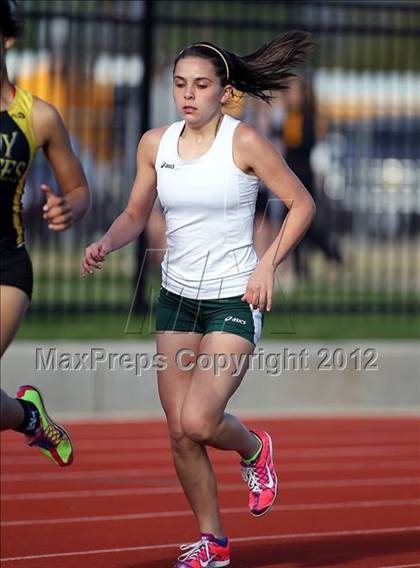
[157,330,225,539]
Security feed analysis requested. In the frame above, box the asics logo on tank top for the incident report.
[225,315,247,325]
[160,161,175,169]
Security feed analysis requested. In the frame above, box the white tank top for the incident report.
[155,114,260,299]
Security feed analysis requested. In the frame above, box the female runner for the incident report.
[82,32,315,567]
[0,0,90,466]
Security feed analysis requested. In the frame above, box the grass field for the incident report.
[28,237,420,306]
[18,238,419,341]
[16,311,420,341]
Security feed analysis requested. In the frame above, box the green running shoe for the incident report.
[16,385,74,467]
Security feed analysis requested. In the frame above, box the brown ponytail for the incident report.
[175,31,313,103]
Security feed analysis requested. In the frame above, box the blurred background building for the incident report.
[9,0,420,316]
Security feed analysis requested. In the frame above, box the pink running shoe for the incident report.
[241,430,278,516]
[174,534,230,567]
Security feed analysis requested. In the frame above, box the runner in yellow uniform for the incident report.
[0,0,91,467]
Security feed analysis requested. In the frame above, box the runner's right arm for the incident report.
[81,127,165,276]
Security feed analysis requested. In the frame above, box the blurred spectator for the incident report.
[244,96,286,260]
[280,76,342,279]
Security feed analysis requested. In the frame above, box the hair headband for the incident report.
[191,43,230,81]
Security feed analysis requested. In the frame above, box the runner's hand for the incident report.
[81,238,112,277]
[241,260,275,312]
[41,184,73,231]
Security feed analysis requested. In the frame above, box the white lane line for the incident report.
[279,460,420,473]
[379,564,420,568]
[2,446,420,466]
[2,498,420,527]
[1,526,419,562]
[2,441,418,457]
[0,453,180,465]
[3,431,419,446]
[1,438,172,451]
[1,452,419,471]
[277,447,419,459]
[2,477,419,501]
[2,433,420,453]
[0,467,187,482]
[2,464,420,483]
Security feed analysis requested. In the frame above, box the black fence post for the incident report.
[133,0,154,314]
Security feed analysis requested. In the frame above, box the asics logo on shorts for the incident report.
[224,315,246,325]
[160,161,175,169]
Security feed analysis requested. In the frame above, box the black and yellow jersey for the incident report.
[0,86,38,252]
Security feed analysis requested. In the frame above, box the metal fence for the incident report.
[12,0,420,314]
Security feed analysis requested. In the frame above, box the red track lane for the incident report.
[1,417,420,567]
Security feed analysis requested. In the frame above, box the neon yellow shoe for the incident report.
[16,385,74,467]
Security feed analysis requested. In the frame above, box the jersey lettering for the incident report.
[0,131,18,158]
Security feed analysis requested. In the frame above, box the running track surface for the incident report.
[1,417,419,568]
